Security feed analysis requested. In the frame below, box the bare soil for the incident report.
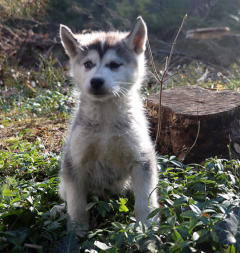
[0,116,67,154]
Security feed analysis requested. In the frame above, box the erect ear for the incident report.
[125,16,147,54]
[60,24,80,58]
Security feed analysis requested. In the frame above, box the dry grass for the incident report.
[0,0,48,21]
[0,115,67,154]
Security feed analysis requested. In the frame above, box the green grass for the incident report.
[1,154,240,252]
[0,55,74,122]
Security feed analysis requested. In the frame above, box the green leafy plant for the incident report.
[1,152,240,252]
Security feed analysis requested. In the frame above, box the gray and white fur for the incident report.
[59,17,159,235]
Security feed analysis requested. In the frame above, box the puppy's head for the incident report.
[60,17,147,101]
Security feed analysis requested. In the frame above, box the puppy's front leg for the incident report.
[132,162,159,225]
[65,179,89,236]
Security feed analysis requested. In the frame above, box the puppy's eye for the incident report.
[107,61,122,70]
[84,60,95,69]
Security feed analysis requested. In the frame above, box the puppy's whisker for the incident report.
[112,89,120,97]
[120,87,128,93]
[118,89,127,97]
[116,86,128,92]
[120,91,126,97]
[115,87,128,96]
[114,81,135,85]
[113,90,120,97]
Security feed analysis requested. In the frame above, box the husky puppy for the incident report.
[59,17,159,235]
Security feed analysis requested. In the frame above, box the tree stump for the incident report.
[146,86,240,163]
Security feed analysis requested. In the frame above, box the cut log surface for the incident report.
[186,27,231,40]
[146,86,240,163]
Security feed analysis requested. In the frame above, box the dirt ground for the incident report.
[0,116,67,154]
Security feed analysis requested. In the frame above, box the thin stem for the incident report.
[147,14,187,146]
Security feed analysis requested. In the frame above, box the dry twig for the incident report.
[147,14,187,145]
[179,120,201,161]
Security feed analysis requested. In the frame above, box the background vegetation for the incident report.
[1,0,240,252]
[1,0,240,66]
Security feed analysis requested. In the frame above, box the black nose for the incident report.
[90,78,104,90]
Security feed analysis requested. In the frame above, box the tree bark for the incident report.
[146,85,240,163]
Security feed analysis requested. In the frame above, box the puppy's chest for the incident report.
[82,134,135,170]
[75,133,137,187]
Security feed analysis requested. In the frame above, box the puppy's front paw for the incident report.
[68,220,89,238]
[146,207,160,226]
[50,203,66,219]
[148,215,160,226]
[136,206,160,227]
[74,226,88,238]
